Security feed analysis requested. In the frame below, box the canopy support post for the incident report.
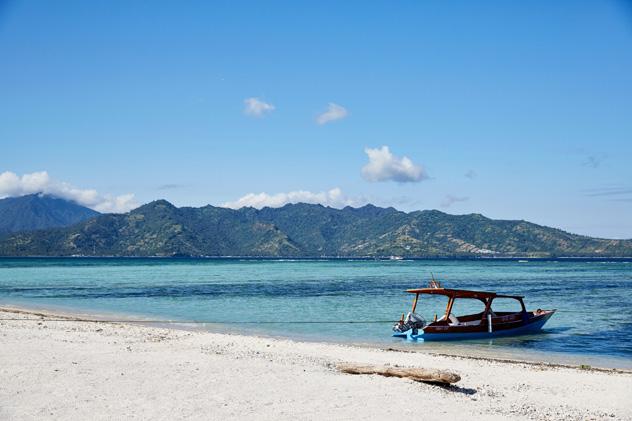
[412,293,419,313]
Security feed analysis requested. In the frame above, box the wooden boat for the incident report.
[392,281,555,341]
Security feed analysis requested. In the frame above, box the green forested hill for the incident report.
[1,199,630,257]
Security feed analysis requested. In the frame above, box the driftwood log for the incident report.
[336,363,461,384]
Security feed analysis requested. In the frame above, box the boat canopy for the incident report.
[405,287,524,301]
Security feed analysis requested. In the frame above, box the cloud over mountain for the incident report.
[361,146,427,183]
[0,171,138,213]
[223,187,361,209]
[441,194,469,208]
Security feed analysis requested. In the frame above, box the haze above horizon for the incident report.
[1,1,631,238]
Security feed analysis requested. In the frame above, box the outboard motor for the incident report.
[392,312,426,334]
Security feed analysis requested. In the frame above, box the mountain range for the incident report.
[0,194,99,234]
[0,197,630,257]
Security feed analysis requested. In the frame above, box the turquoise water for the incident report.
[1,258,631,366]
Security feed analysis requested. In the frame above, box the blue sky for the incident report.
[1,1,631,238]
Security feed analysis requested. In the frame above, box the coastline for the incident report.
[2,301,631,371]
[3,255,632,261]
[1,305,631,420]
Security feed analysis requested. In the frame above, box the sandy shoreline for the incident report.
[3,301,630,370]
[1,306,631,420]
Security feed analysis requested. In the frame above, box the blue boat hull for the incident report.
[393,311,554,341]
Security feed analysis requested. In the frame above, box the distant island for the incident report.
[0,194,630,258]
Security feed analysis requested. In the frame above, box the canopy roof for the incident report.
[405,287,524,300]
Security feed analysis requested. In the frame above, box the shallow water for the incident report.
[1,258,631,367]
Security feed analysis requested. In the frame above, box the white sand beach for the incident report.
[1,307,630,421]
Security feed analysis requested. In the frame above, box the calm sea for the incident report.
[1,258,631,368]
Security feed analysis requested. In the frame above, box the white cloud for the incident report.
[440,194,469,208]
[316,103,348,125]
[0,171,138,213]
[223,187,363,209]
[94,193,137,213]
[244,97,275,117]
[361,146,428,183]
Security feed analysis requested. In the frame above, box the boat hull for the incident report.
[393,311,555,341]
